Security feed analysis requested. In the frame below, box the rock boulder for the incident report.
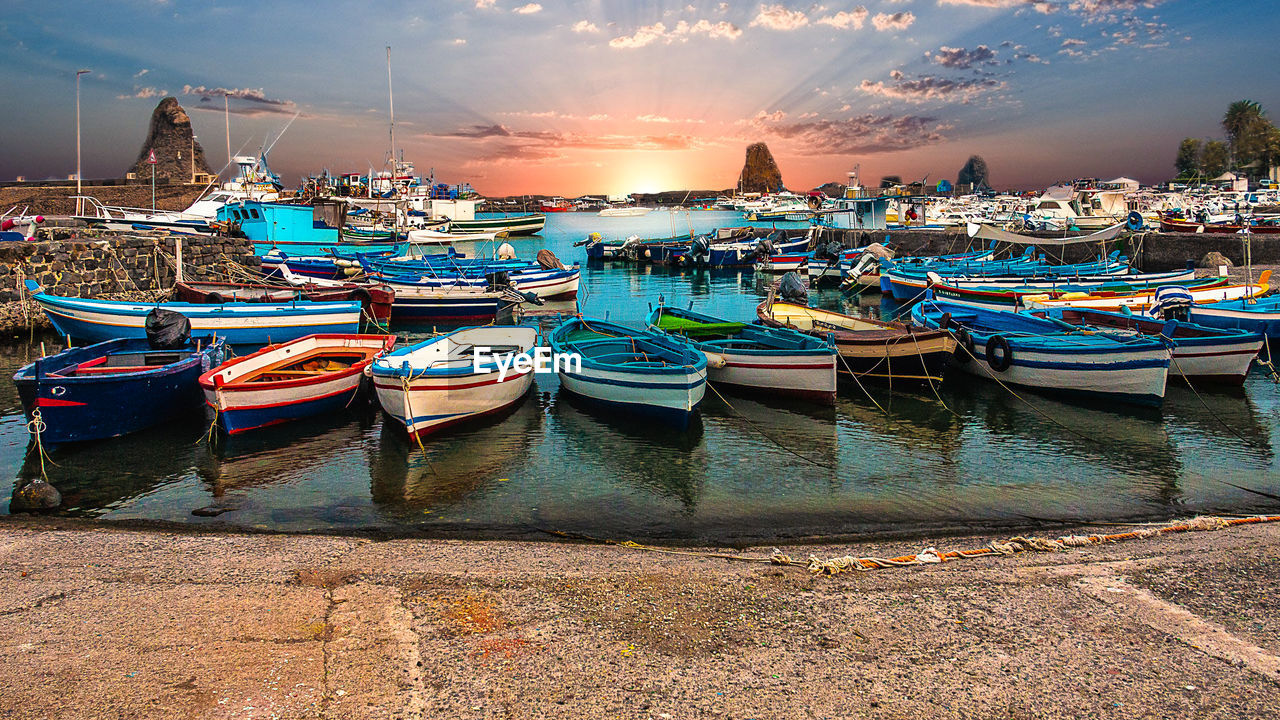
[738,143,783,193]
[127,97,213,184]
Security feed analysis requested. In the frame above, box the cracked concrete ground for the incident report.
[0,517,1277,719]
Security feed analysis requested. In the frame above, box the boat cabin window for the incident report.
[249,208,261,219]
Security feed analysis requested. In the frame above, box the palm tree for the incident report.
[1223,100,1267,168]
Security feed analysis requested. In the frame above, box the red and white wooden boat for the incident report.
[199,334,395,434]
[370,326,538,439]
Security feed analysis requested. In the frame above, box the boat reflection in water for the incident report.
[368,390,543,518]
[552,387,708,513]
[13,413,209,515]
[194,406,378,498]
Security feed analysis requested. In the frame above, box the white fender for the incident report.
[702,351,728,369]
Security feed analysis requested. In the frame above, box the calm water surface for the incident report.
[2,211,1277,542]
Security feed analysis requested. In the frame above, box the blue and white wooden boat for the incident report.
[13,337,227,445]
[1190,295,1280,344]
[1026,307,1263,385]
[646,305,837,404]
[884,253,1131,300]
[548,318,707,428]
[371,326,538,439]
[25,280,361,347]
[911,298,1171,406]
[199,334,395,434]
[367,265,581,302]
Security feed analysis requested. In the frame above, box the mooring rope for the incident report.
[703,382,833,470]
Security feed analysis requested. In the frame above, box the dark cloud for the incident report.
[749,114,951,155]
[183,85,292,107]
[424,125,706,164]
[931,45,999,69]
[859,75,1006,103]
[183,85,297,115]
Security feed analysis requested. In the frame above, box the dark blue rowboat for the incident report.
[13,337,227,445]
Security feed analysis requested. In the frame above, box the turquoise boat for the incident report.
[548,318,707,428]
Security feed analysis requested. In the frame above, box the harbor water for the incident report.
[1,211,1277,542]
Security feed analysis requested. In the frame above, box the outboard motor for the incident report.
[144,308,191,350]
[686,235,711,265]
[497,242,517,260]
[816,240,843,265]
[1148,285,1193,322]
[485,271,512,291]
[754,237,776,260]
[778,271,808,304]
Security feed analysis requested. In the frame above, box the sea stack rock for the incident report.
[739,143,784,193]
[957,155,990,191]
[127,97,213,183]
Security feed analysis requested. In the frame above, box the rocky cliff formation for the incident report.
[957,155,990,190]
[126,97,213,183]
[738,143,783,193]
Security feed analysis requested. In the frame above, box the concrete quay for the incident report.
[0,517,1277,719]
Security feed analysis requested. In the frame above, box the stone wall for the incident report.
[0,229,259,331]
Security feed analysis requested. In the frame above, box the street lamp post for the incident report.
[75,69,90,215]
[191,135,197,183]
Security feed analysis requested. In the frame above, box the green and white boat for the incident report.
[447,213,546,236]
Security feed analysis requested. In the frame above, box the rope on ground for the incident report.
[540,515,1280,576]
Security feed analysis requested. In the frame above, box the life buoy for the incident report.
[985,335,1013,372]
[955,327,975,363]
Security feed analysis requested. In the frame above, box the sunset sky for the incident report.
[2,1,1278,195]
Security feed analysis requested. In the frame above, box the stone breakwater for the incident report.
[0,228,259,333]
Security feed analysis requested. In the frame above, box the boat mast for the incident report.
[386,46,396,177]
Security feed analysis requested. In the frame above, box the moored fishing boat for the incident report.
[1190,295,1280,343]
[598,207,651,217]
[370,326,538,438]
[172,278,395,323]
[927,275,1232,312]
[912,298,1171,406]
[384,283,524,325]
[200,334,395,434]
[447,213,545,235]
[646,304,837,405]
[13,336,227,444]
[1158,213,1280,234]
[548,318,706,428]
[1025,306,1263,385]
[1022,272,1271,312]
[756,293,955,385]
[24,280,361,347]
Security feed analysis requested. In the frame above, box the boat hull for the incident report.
[1190,298,1280,342]
[557,365,706,429]
[26,284,361,347]
[13,339,225,444]
[448,214,546,236]
[952,344,1170,406]
[707,353,836,404]
[199,335,393,434]
[371,327,539,438]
